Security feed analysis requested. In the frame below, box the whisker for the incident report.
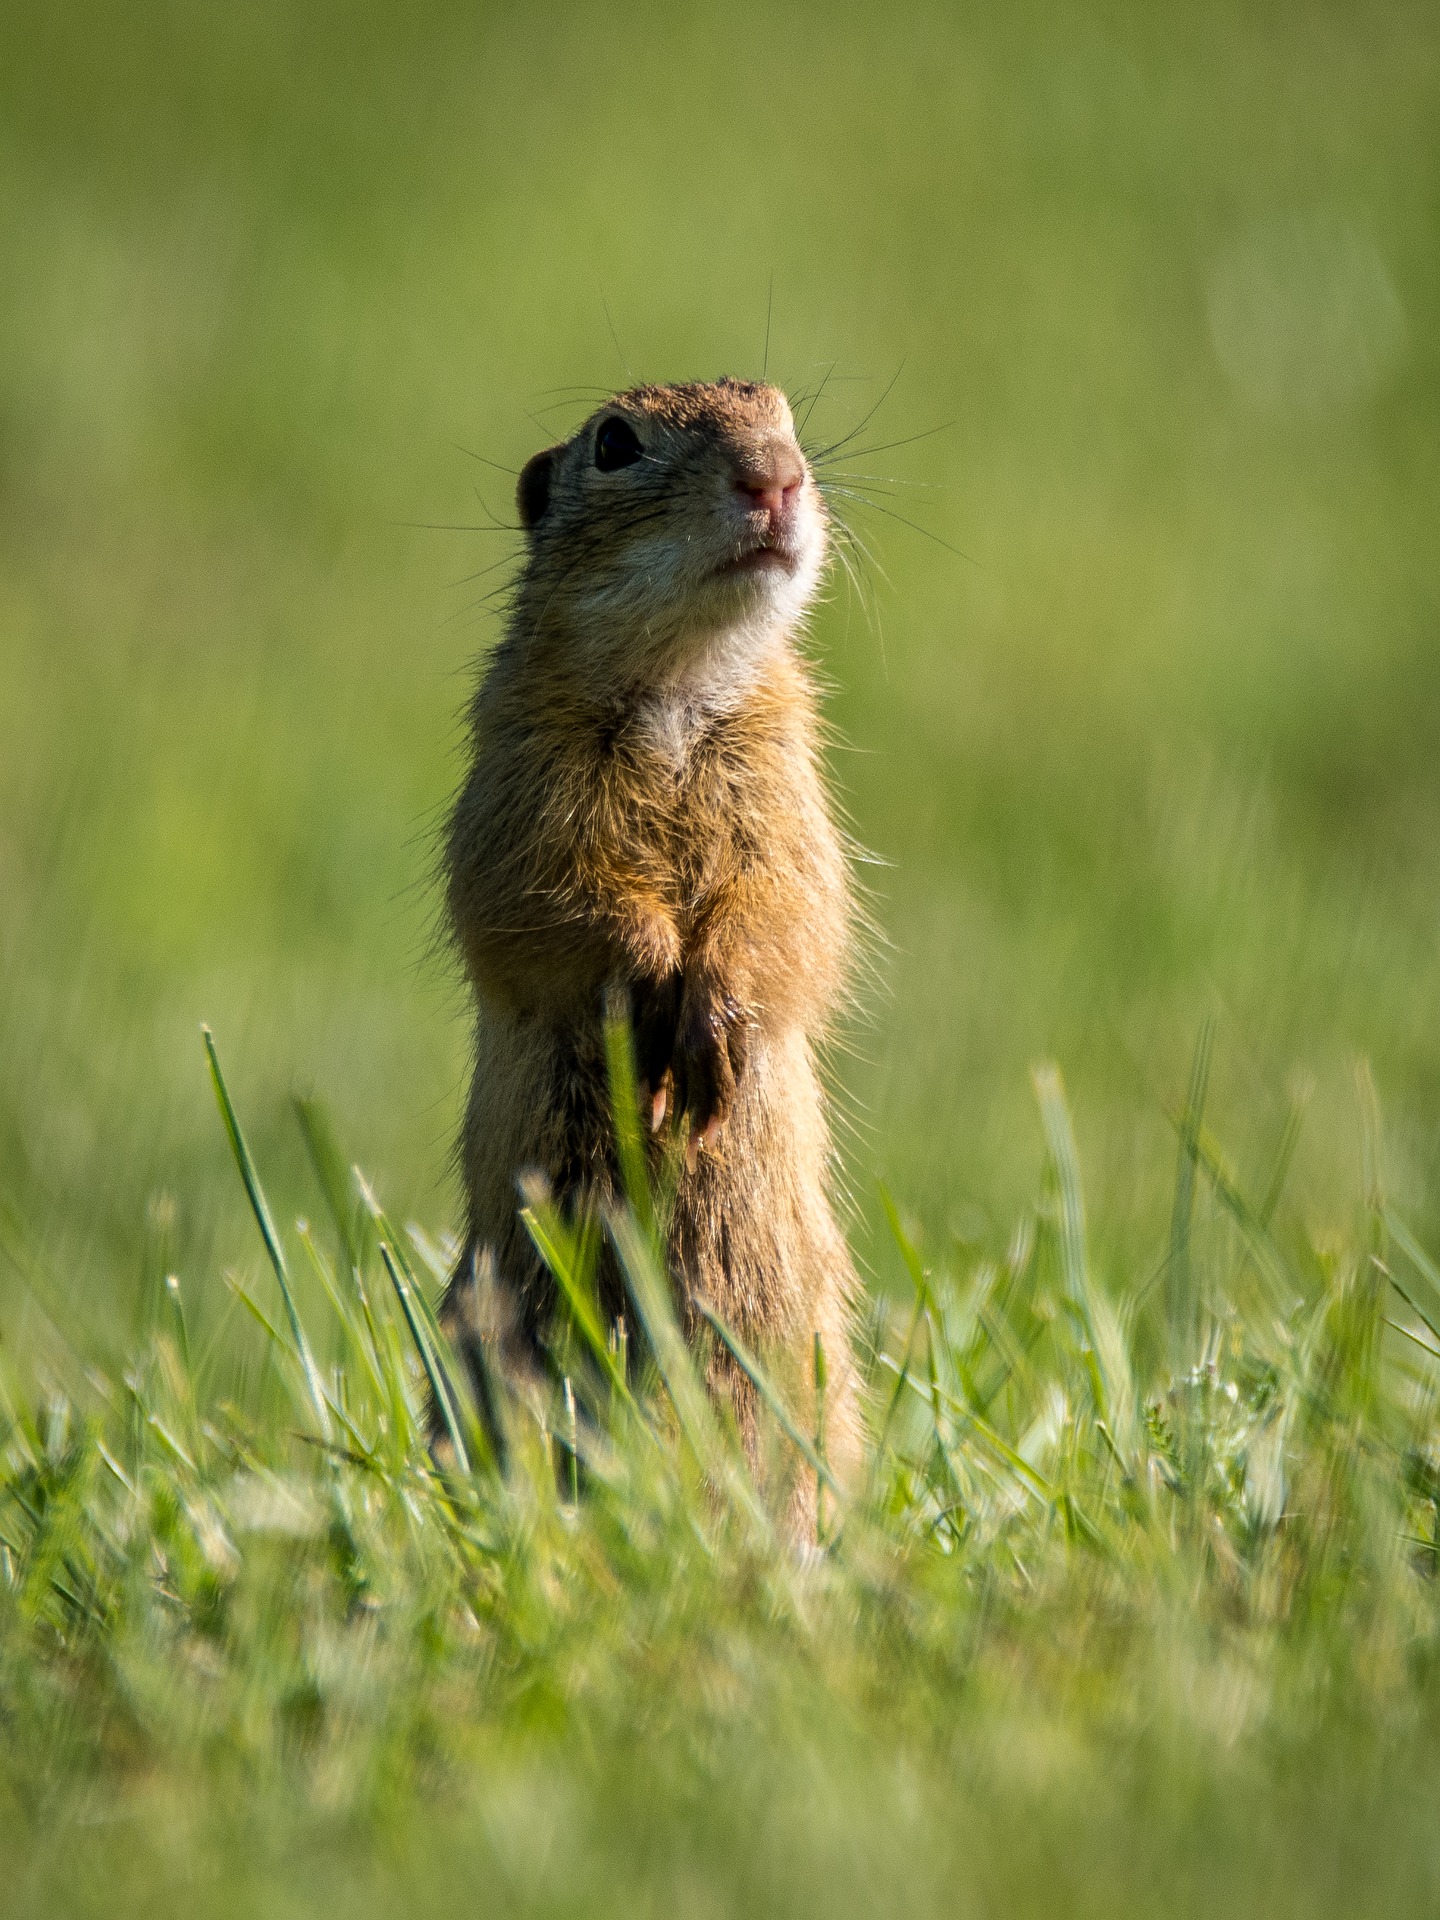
[820,481,911,507]
[445,553,518,590]
[525,397,609,424]
[817,471,940,492]
[531,384,618,401]
[814,420,955,466]
[823,487,974,564]
[601,298,635,384]
[450,442,518,477]
[829,512,890,593]
[798,361,838,442]
[395,520,523,534]
[825,511,888,675]
[807,360,907,464]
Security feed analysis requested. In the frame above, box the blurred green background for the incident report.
[2,0,1438,1356]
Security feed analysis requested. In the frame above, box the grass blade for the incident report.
[1167,1016,1213,1370]
[603,995,656,1240]
[606,1205,766,1536]
[202,1025,331,1442]
[521,1180,638,1414]
[294,1095,370,1275]
[1034,1064,1109,1422]
[377,1240,470,1475]
[352,1168,479,1448]
[1384,1212,1440,1348]
[694,1297,844,1501]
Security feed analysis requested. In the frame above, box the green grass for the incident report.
[7,1022,1440,1913]
[3,0,1440,1907]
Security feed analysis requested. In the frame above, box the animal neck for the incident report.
[630,618,788,766]
[512,597,794,763]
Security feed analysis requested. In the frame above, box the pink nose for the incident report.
[733,448,805,520]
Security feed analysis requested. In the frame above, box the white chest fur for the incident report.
[635,624,781,770]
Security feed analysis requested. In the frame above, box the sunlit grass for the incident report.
[5,1019,1440,1910]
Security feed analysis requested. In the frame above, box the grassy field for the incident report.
[3,0,1440,1907]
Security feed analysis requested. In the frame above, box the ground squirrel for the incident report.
[442,377,862,1524]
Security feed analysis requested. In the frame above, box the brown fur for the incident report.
[442,377,862,1528]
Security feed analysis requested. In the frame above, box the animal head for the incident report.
[513,379,827,683]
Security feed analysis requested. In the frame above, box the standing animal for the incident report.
[442,377,862,1528]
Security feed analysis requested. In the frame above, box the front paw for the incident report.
[632,970,681,1132]
[671,980,751,1164]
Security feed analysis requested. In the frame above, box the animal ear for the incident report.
[516,446,558,530]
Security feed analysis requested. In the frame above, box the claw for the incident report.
[701,1113,725,1150]
[685,1129,700,1174]
[650,1085,668,1132]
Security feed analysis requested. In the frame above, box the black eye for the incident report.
[594,416,643,472]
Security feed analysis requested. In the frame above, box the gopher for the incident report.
[442,377,862,1527]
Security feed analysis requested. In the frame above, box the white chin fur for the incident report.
[570,502,826,699]
[627,528,824,762]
